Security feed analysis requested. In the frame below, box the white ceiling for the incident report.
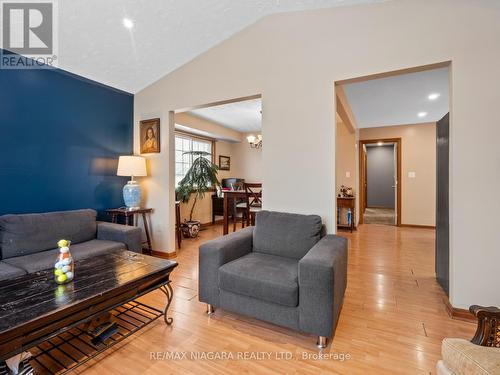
[1,0,385,93]
[188,98,262,133]
[342,67,450,128]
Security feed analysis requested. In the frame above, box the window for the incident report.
[175,132,214,187]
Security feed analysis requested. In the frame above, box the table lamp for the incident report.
[117,156,147,209]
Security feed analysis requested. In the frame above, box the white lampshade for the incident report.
[247,135,256,144]
[117,156,147,177]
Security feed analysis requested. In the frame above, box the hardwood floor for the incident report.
[76,224,475,375]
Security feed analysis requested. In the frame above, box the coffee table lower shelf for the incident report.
[29,300,163,374]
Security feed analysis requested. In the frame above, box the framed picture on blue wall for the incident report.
[140,118,160,153]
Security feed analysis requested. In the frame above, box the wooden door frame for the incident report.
[359,138,402,226]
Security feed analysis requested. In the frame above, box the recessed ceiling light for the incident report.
[428,93,440,100]
[123,18,134,29]
[418,112,428,118]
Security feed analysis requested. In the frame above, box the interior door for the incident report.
[363,147,367,211]
[366,145,395,209]
[393,143,398,225]
[436,113,450,295]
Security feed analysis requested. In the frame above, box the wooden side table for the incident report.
[337,197,355,232]
[106,208,153,254]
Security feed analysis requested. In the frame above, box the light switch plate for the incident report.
[346,171,351,178]
[408,171,416,178]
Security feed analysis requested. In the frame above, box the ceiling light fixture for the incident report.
[418,112,428,118]
[428,93,440,101]
[247,134,262,149]
[123,18,134,29]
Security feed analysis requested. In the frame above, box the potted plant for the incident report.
[176,151,219,238]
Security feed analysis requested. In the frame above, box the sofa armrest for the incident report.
[97,221,142,253]
[198,226,254,306]
[298,235,348,337]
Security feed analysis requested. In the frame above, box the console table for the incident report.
[337,197,355,232]
[106,208,153,254]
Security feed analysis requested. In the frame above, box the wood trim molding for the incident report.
[174,129,216,143]
[201,220,223,229]
[400,224,436,229]
[151,250,177,260]
[335,61,451,86]
[174,94,262,114]
[152,224,223,259]
[443,297,476,323]
[336,85,357,133]
[359,138,402,226]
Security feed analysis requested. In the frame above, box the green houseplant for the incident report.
[176,151,219,238]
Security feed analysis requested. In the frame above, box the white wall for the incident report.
[230,133,263,182]
[134,0,500,309]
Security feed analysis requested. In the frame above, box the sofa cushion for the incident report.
[3,239,124,273]
[218,252,299,307]
[0,261,26,281]
[442,338,500,375]
[0,209,97,259]
[253,211,322,259]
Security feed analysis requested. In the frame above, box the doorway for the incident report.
[170,94,263,247]
[359,138,401,226]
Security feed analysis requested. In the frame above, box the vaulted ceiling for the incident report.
[5,0,385,93]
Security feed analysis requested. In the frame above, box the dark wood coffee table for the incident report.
[0,250,177,373]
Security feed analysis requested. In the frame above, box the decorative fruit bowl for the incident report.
[54,239,74,284]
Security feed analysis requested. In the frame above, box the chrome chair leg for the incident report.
[316,336,328,348]
[206,304,215,315]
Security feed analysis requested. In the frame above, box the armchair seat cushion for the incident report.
[218,252,299,307]
[441,338,500,375]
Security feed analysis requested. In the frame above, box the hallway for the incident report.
[78,224,474,375]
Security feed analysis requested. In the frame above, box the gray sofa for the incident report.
[0,209,142,280]
[199,210,348,348]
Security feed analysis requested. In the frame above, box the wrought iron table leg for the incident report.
[159,282,174,325]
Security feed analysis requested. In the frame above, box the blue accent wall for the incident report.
[0,55,133,217]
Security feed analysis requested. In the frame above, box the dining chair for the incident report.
[232,181,247,232]
[244,183,262,226]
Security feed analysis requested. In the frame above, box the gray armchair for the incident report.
[199,210,348,348]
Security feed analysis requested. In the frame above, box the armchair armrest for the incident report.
[97,221,142,253]
[298,235,348,338]
[470,305,500,347]
[198,226,254,306]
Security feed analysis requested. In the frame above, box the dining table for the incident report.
[222,189,247,235]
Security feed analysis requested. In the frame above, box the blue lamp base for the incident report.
[123,180,141,209]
